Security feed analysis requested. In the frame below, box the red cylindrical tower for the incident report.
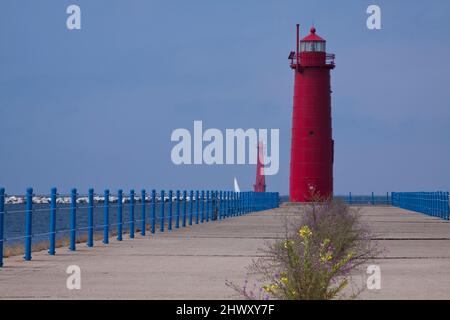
[289,25,335,202]
[254,141,267,192]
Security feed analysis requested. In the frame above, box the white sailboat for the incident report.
[234,177,240,193]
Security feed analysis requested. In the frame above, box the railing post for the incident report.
[230,192,233,216]
[439,192,442,219]
[224,191,228,217]
[175,190,180,228]
[182,190,187,227]
[236,192,239,215]
[433,192,441,217]
[429,192,432,216]
[419,192,423,213]
[117,189,123,241]
[168,190,173,231]
[212,191,217,220]
[217,190,220,219]
[24,187,33,261]
[274,193,278,208]
[237,191,240,215]
[223,191,226,217]
[213,190,217,220]
[103,189,109,244]
[130,189,135,238]
[205,191,210,222]
[223,191,227,217]
[141,189,146,236]
[211,190,215,220]
[240,192,243,215]
[234,192,239,216]
[0,188,5,267]
[201,190,205,223]
[69,188,77,251]
[218,191,222,220]
[188,190,193,225]
[209,190,213,220]
[215,191,218,220]
[151,189,156,234]
[225,191,229,217]
[432,192,436,217]
[195,190,200,224]
[446,192,449,220]
[160,190,165,232]
[269,193,272,209]
[428,192,431,214]
[229,191,232,216]
[443,192,447,220]
[247,192,250,213]
[436,192,440,217]
[441,192,445,219]
[88,188,94,247]
[371,192,375,205]
[49,187,57,255]
[257,192,260,211]
[436,192,439,217]
[220,191,227,219]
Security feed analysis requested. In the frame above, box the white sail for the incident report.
[234,177,241,193]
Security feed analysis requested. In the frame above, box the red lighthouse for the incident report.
[289,25,335,202]
[253,141,266,192]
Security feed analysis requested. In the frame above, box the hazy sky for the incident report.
[1,0,449,195]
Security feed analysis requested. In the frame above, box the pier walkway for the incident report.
[0,206,449,299]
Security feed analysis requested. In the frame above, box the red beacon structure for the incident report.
[253,141,266,192]
[288,25,335,202]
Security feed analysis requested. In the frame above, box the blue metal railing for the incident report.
[335,192,391,205]
[0,187,279,267]
[392,191,449,220]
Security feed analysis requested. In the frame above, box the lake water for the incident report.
[2,201,212,247]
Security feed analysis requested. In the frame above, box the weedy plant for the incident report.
[226,197,381,300]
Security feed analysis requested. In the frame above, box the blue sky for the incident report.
[1,0,449,195]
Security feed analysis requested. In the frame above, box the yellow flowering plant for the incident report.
[227,197,381,300]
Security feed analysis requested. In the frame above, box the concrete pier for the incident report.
[0,206,449,299]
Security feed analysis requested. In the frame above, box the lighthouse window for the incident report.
[301,41,326,52]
